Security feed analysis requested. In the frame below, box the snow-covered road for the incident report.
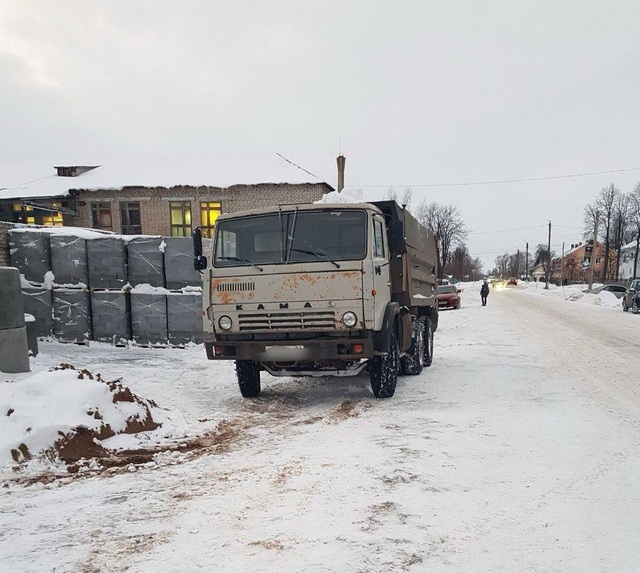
[2,285,640,572]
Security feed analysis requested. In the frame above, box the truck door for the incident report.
[371,215,391,330]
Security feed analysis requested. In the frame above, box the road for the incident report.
[2,284,640,572]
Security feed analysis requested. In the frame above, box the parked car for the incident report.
[584,284,627,299]
[437,284,461,309]
[622,280,640,313]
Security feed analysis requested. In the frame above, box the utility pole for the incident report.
[525,242,529,281]
[588,210,600,291]
[545,221,551,289]
[516,249,520,278]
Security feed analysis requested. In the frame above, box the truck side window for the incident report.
[373,219,385,258]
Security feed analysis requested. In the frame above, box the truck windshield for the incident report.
[214,209,367,268]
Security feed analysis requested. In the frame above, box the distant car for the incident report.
[437,284,461,309]
[622,280,640,313]
[585,284,627,299]
[507,277,518,285]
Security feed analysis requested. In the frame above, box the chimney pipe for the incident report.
[336,154,346,193]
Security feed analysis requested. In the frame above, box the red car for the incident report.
[437,284,461,309]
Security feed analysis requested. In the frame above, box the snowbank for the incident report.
[522,282,623,310]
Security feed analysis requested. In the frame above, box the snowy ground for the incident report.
[2,283,640,572]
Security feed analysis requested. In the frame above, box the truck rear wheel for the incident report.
[423,315,434,367]
[400,317,425,375]
[370,331,399,398]
[236,360,261,397]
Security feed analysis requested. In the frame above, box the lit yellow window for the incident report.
[169,201,192,237]
[200,201,221,238]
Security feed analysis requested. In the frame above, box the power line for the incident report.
[276,152,319,179]
[347,165,640,189]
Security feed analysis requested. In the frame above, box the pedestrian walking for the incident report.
[480,280,490,306]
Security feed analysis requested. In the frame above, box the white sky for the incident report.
[1,0,639,270]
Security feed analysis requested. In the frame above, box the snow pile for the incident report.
[316,187,364,204]
[0,364,188,468]
[575,290,623,309]
[519,282,623,309]
[9,225,114,239]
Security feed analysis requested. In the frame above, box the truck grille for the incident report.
[238,310,336,331]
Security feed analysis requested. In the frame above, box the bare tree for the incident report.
[401,187,413,210]
[611,192,631,279]
[584,184,619,281]
[417,202,469,281]
[384,187,396,201]
[494,253,510,278]
[444,243,483,280]
[533,244,556,282]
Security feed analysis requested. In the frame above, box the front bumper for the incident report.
[205,336,374,362]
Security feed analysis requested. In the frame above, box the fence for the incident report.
[8,227,207,346]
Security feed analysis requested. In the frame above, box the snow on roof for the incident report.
[0,153,334,200]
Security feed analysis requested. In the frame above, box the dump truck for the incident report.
[193,200,439,398]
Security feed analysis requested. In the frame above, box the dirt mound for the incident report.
[41,364,160,464]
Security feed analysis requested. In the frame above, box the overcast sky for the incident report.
[2,1,639,270]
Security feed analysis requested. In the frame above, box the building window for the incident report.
[120,202,142,234]
[41,202,64,227]
[170,201,192,237]
[200,201,221,238]
[91,202,113,230]
[12,202,35,225]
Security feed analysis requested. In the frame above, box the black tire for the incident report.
[236,360,261,397]
[400,317,425,375]
[423,315,434,367]
[370,330,399,398]
[633,300,639,315]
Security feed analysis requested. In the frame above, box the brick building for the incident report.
[0,154,335,237]
[550,241,613,283]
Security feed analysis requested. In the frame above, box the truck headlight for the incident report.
[218,315,232,330]
[342,311,357,328]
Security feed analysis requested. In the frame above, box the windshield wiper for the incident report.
[217,256,264,271]
[290,247,341,269]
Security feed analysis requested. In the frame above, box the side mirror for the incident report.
[388,219,406,257]
[192,227,208,272]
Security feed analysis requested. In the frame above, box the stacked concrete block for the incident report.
[53,289,92,343]
[167,292,204,345]
[127,237,165,287]
[91,291,130,345]
[0,267,30,373]
[87,237,127,289]
[164,237,201,289]
[130,293,168,345]
[50,235,88,286]
[21,287,53,338]
[8,230,51,284]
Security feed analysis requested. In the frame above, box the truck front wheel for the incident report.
[236,360,261,397]
[370,331,399,398]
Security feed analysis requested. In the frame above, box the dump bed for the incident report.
[371,201,438,308]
